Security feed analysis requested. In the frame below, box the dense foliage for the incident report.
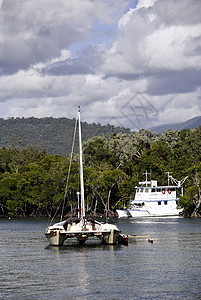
[0,126,201,218]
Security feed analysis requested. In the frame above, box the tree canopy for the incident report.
[0,126,201,218]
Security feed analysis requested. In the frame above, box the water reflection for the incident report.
[45,241,119,252]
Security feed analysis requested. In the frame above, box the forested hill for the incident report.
[150,116,201,134]
[0,117,130,156]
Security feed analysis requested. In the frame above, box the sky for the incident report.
[0,0,201,131]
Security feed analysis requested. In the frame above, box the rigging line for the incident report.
[48,113,78,225]
[60,113,78,222]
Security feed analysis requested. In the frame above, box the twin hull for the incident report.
[45,219,120,246]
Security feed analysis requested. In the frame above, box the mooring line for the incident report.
[128,235,152,238]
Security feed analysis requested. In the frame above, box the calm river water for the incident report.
[0,217,201,300]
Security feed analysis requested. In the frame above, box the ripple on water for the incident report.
[0,217,201,300]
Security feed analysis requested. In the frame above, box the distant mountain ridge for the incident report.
[0,117,130,156]
[150,116,201,134]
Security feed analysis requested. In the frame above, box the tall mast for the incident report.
[78,106,85,219]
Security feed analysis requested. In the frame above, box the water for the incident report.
[0,217,201,300]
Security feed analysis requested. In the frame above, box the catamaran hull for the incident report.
[100,223,121,244]
[101,229,120,244]
[45,220,122,246]
[45,231,66,246]
[45,229,120,246]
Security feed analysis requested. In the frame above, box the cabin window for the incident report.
[152,188,155,192]
[157,189,161,192]
[145,189,149,193]
[158,201,161,205]
[164,201,168,205]
[140,189,143,193]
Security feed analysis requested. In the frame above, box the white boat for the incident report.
[116,209,131,218]
[45,107,127,246]
[117,171,187,218]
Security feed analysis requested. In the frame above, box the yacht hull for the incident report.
[129,209,150,217]
[128,206,183,217]
[116,209,131,218]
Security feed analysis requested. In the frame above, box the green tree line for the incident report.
[0,117,130,156]
[0,126,201,218]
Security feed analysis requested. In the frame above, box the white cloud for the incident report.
[103,0,201,76]
[136,0,156,9]
[143,25,201,71]
[0,0,201,131]
[0,0,126,74]
[149,90,201,127]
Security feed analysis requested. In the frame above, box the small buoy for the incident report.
[148,239,153,243]
[9,217,11,220]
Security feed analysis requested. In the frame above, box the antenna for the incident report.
[169,175,188,187]
[143,170,151,187]
[169,175,188,196]
[165,172,172,186]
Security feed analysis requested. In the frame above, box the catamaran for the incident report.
[116,171,187,218]
[45,106,127,246]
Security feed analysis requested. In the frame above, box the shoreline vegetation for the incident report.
[0,126,201,218]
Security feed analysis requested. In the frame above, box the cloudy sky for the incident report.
[0,0,201,130]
